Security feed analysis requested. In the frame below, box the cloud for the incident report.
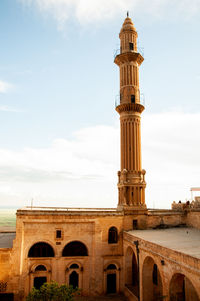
[19,0,200,29]
[0,80,12,93]
[0,106,23,113]
[142,112,200,208]
[0,112,200,208]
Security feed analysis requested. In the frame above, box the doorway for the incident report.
[0,294,14,301]
[107,273,116,294]
[34,277,47,289]
[69,271,79,289]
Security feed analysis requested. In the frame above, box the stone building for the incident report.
[0,15,200,301]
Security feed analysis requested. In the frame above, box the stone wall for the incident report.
[124,232,200,301]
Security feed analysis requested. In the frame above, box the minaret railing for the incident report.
[113,47,144,59]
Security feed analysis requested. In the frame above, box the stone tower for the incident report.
[115,14,146,210]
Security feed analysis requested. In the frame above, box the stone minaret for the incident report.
[115,14,146,210]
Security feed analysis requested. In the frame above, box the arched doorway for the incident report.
[142,256,163,301]
[66,262,83,290]
[169,273,200,301]
[69,271,79,289]
[106,264,117,294]
[125,247,138,297]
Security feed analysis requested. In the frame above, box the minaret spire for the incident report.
[114,16,146,210]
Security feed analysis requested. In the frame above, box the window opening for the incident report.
[108,227,118,244]
[131,95,135,103]
[129,43,134,51]
[56,230,62,239]
[133,220,138,230]
[153,264,158,285]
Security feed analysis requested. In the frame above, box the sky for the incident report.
[0,0,200,209]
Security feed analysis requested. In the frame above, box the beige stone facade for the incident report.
[0,15,200,301]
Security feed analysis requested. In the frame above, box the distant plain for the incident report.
[0,208,16,231]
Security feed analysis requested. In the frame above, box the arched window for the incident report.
[108,227,118,244]
[62,241,88,256]
[28,242,54,257]
[35,265,47,271]
[107,264,117,270]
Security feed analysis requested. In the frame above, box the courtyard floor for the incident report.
[74,294,128,301]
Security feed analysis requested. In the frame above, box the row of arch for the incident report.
[125,246,200,301]
[28,241,88,257]
[28,227,119,258]
[31,262,83,290]
[30,262,120,294]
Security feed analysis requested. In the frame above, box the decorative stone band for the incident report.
[115,103,145,114]
[114,52,144,66]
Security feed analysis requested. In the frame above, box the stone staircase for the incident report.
[74,295,128,301]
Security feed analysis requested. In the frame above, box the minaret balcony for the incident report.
[115,93,145,108]
[114,48,144,66]
[114,47,144,58]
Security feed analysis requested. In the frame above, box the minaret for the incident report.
[115,14,146,210]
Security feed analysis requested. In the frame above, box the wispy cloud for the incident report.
[0,106,23,113]
[0,80,12,93]
[19,0,200,29]
[0,112,200,208]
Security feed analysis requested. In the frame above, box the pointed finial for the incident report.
[127,11,129,17]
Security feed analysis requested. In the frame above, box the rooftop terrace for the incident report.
[126,227,200,259]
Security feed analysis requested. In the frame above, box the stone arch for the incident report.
[103,261,120,271]
[125,246,138,297]
[66,261,83,290]
[30,262,51,273]
[105,263,118,294]
[62,241,88,257]
[28,242,55,257]
[169,273,200,301]
[29,263,51,291]
[142,256,163,301]
[66,260,82,270]
[103,261,120,294]
[107,264,117,270]
[35,265,47,271]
